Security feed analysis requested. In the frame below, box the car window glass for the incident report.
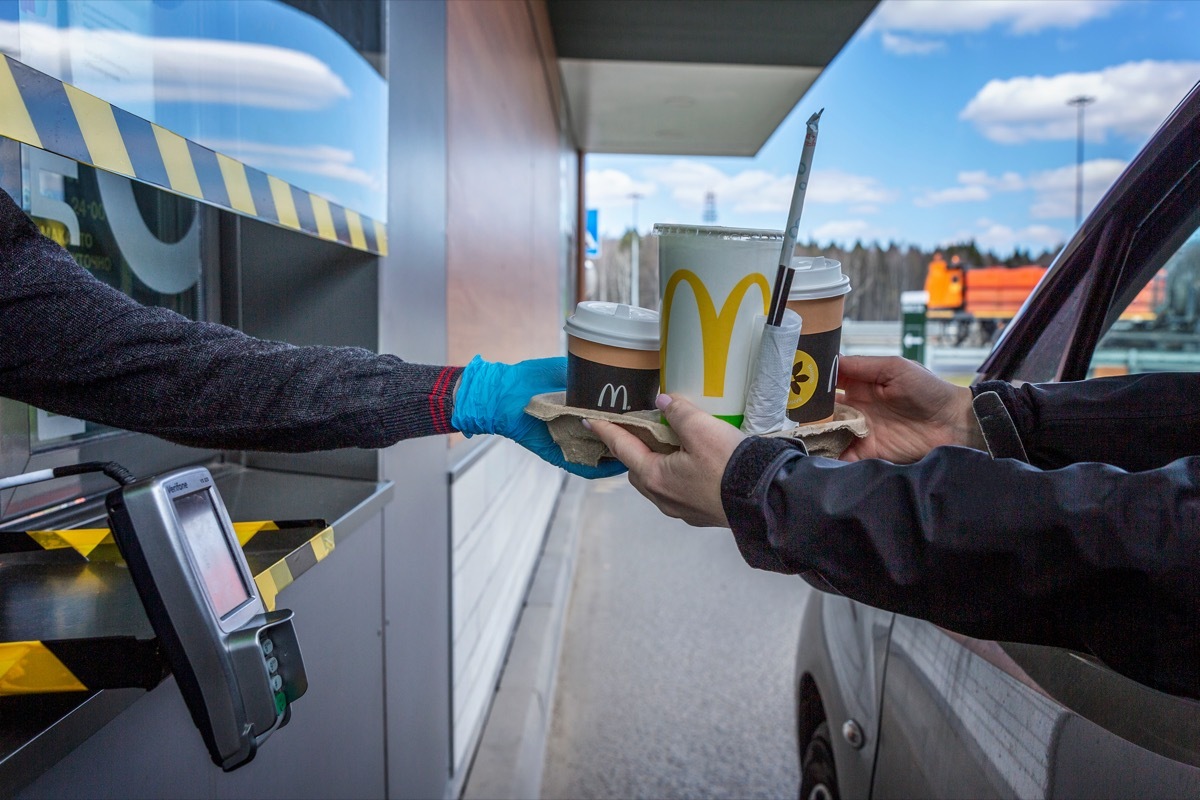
[1089,225,1200,378]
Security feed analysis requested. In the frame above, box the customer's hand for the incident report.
[836,355,983,463]
[451,356,627,479]
[587,394,744,527]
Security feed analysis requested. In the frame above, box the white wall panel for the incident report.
[450,438,563,772]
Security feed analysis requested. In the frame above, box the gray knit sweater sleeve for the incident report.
[0,189,462,452]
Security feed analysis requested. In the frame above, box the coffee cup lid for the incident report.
[651,223,783,242]
[564,302,660,351]
[787,256,851,301]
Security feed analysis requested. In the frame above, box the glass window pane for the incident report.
[2,0,386,222]
[19,145,207,450]
[1089,227,1200,378]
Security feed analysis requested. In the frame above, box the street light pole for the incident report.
[629,192,643,307]
[1067,95,1095,230]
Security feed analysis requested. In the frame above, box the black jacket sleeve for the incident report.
[720,375,1200,697]
[0,188,461,451]
[975,373,1200,471]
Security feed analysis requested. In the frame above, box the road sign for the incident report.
[586,209,600,258]
[900,290,929,364]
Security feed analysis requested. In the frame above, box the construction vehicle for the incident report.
[924,253,1169,346]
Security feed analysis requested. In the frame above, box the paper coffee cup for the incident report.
[655,224,781,427]
[564,302,660,413]
[785,257,850,424]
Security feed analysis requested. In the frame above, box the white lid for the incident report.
[651,223,783,241]
[564,302,660,351]
[787,256,851,301]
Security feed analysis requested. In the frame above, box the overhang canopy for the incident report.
[548,0,879,156]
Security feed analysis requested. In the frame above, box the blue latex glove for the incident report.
[451,355,628,479]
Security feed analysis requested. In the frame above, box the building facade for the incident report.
[0,2,574,797]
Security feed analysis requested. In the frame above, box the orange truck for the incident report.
[924,253,1164,344]
[925,254,1045,323]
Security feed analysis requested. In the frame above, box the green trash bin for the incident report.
[900,290,929,364]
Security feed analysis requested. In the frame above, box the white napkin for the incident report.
[741,309,802,435]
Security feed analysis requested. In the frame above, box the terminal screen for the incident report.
[174,490,251,617]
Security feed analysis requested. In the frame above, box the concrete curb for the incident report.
[460,475,587,800]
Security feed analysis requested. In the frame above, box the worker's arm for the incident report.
[0,187,461,451]
[0,188,625,476]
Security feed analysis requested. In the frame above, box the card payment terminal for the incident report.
[105,466,308,771]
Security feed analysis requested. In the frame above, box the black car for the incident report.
[796,80,1200,799]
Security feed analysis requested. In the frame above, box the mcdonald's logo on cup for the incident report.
[655,224,784,427]
[597,383,630,411]
[564,302,660,414]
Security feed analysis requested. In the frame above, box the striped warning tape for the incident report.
[0,638,167,695]
[0,519,333,695]
[0,55,386,256]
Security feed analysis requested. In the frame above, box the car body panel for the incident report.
[795,589,893,799]
[873,618,1200,797]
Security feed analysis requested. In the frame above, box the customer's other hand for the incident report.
[836,355,983,463]
[587,394,744,527]
[451,356,627,479]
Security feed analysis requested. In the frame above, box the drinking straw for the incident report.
[768,108,823,326]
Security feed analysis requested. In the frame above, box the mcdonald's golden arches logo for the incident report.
[661,269,771,397]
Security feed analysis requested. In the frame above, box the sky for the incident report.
[586,0,1200,257]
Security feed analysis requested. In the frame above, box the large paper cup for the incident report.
[564,302,660,413]
[785,257,851,424]
[656,224,782,427]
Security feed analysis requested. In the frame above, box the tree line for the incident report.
[590,233,1060,321]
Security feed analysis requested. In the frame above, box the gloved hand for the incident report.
[451,355,628,479]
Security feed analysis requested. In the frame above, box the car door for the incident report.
[869,82,1200,798]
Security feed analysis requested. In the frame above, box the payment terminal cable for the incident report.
[0,461,135,490]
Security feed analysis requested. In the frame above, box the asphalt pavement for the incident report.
[540,476,811,799]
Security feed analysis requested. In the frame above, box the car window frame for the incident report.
[1093,166,1200,351]
[980,81,1200,384]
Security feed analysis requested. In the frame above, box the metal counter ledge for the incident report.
[0,463,393,797]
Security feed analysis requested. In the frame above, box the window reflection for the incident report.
[20,143,207,449]
[0,0,385,221]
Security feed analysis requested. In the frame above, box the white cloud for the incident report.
[867,0,1120,36]
[971,219,1066,252]
[811,219,886,245]
[641,160,896,216]
[959,170,1025,191]
[960,60,1200,144]
[914,170,1025,207]
[880,32,945,56]
[585,168,657,207]
[1027,158,1127,219]
[914,184,990,207]
[0,21,17,56]
[643,161,787,212]
[915,158,1125,227]
[811,169,898,206]
[6,21,351,111]
[199,139,381,190]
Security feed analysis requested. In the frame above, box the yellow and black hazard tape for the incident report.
[0,518,333,695]
[0,638,167,695]
[0,55,386,256]
[236,519,336,612]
